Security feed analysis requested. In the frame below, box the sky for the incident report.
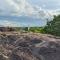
[0,0,60,27]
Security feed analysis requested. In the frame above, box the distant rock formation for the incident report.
[0,27,15,32]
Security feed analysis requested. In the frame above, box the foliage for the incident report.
[43,15,60,36]
[29,27,45,33]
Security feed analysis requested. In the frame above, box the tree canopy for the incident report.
[43,15,60,36]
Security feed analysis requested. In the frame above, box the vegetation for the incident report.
[28,27,45,33]
[43,15,60,36]
[23,15,60,36]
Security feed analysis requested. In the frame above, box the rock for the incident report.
[10,47,40,60]
[0,32,59,60]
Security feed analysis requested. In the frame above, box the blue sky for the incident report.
[0,0,60,27]
[30,0,60,9]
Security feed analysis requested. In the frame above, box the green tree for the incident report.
[44,15,60,36]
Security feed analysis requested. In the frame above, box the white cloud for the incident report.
[0,0,60,20]
[0,0,34,16]
[0,20,19,27]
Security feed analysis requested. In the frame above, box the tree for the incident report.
[44,15,60,36]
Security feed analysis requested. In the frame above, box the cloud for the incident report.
[0,0,51,18]
[0,0,60,23]
[0,0,48,16]
[0,0,34,15]
[0,20,19,27]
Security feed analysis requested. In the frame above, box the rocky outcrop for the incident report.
[0,32,60,60]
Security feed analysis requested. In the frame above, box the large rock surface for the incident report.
[0,32,60,60]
